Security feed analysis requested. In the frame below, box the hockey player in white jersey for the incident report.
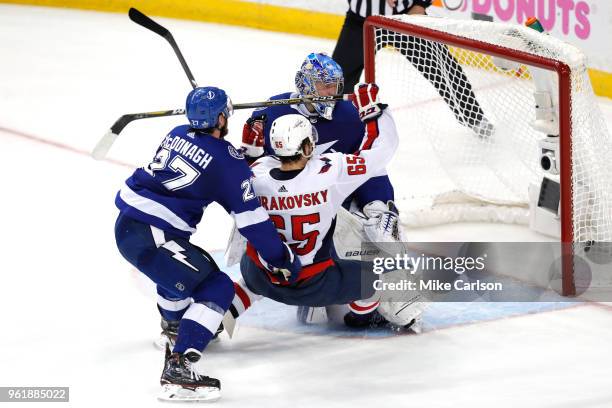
[233,83,424,331]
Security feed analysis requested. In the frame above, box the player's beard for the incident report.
[219,123,229,138]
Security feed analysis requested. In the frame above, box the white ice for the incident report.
[1,5,612,407]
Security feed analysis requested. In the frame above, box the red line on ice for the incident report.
[0,126,136,169]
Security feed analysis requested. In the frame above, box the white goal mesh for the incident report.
[369,15,612,243]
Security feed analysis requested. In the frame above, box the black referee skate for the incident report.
[158,345,221,402]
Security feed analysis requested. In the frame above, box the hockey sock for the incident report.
[173,301,224,353]
[348,299,380,315]
[228,278,262,320]
[173,271,234,353]
[157,286,191,322]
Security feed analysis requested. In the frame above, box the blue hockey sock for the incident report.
[173,302,223,353]
[157,286,191,322]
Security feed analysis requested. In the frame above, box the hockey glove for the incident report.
[241,114,266,158]
[270,243,302,284]
[351,83,387,123]
[362,200,405,243]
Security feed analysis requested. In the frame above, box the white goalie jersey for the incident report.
[250,110,399,268]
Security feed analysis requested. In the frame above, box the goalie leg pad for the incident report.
[376,268,427,327]
[377,294,426,328]
[297,306,328,324]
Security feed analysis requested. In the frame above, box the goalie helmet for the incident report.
[269,114,318,158]
[186,86,233,130]
[295,53,344,120]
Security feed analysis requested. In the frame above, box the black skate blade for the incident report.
[158,384,221,402]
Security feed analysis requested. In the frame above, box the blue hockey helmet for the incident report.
[186,86,233,130]
[295,53,344,120]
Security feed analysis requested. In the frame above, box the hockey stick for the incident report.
[91,94,350,160]
[92,109,184,160]
[92,8,198,159]
[128,7,198,89]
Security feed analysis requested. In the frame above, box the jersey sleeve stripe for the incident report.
[119,184,196,233]
[231,207,270,229]
[358,120,380,152]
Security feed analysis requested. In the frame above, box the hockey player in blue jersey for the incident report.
[114,86,300,402]
[240,52,404,326]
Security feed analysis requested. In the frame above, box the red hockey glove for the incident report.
[350,83,387,122]
[241,114,266,158]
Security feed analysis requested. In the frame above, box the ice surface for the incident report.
[1,5,612,407]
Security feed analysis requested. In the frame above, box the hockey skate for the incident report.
[154,318,178,351]
[344,309,388,329]
[344,310,422,333]
[158,345,221,402]
[211,323,224,342]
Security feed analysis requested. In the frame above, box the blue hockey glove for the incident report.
[269,243,302,284]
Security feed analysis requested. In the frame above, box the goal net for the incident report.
[364,15,612,295]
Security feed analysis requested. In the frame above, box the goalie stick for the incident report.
[91,94,350,160]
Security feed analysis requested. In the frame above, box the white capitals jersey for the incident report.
[250,110,399,269]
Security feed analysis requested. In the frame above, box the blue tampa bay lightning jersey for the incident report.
[116,124,286,265]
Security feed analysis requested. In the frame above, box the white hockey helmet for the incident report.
[269,114,318,158]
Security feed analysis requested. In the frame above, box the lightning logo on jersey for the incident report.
[162,241,199,271]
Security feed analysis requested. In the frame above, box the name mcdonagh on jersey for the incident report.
[162,134,213,170]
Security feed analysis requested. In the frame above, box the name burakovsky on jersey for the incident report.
[259,189,330,211]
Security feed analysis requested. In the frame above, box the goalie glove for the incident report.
[241,114,266,158]
[350,83,387,123]
[362,200,405,243]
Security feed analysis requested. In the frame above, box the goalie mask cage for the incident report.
[364,15,612,296]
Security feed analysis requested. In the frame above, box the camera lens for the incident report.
[541,155,552,171]
[540,151,558,174]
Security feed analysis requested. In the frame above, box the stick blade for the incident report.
[91,130,119,160]
[128,7,169,38]
[222,312,236,339]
